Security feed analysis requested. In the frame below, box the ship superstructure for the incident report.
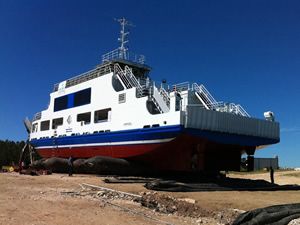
[29,19,280,172]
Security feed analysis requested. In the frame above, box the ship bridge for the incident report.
[53,50,150,92]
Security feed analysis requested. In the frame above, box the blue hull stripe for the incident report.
[30,125,183,148]
[30,125,279,148]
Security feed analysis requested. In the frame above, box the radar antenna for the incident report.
[116,17,134,60]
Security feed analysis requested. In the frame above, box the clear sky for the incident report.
[0,0,299,167]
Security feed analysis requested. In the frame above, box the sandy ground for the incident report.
[0,170,300,225]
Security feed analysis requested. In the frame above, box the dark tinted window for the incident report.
[74,88,91,107]
[52,117,63,129]
[77,112,91,124]
[94,108,111,123]
[40,120,50,131]
[54,95,68,112]
[53,88,91,112]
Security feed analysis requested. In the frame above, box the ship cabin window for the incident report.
[54,95,68,112]
[77,112,91,125]
[32,123,38,133]
[52,117,63,129]
[40,120,50,131]
[54,88,91,112]
[94,108,111,123]
[74,88,91,107]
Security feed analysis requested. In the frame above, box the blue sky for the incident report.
[0,0,299,167]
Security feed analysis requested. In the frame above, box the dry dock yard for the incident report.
[1,171,300,225]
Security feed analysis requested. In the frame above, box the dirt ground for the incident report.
[0,170,300,225]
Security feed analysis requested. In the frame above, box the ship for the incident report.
[27,18,280,172]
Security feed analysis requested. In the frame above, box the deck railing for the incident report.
[172,82,190,92]
[102,48,145,64]
[32,112,41,121]
[191,102,250,117]
[168,81,250,117]
[53,64,112,91]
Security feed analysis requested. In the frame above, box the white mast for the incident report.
[102,18,145,64]
[116,18,133,60]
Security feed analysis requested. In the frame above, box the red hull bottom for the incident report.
[37,134,246,172]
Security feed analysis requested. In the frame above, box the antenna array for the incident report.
[116,18,134,60]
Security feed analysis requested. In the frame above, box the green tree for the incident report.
[0,140,25,168]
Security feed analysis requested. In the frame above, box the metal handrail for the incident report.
[124,65,144,97]
[159,87,170,107]
[114,64,133,89]
[192,83,250,117]
[114,64,145,97]
[172,82,190,92]
[102,48,145,64]
[53,65,112,91]
[201,84,217,104]
[32,112,41,121]
[236,104,250,117]
[193,83,218,110]
[102,49,121,62]
[212,102,250,117]
[187,103,250,117]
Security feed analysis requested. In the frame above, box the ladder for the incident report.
[193,83,218,110]
[193,83,250,117]
[124,66,144,97]
[114,64,145,97]
[159,87,170,108]
[150,85,170,113]
[114,63,170,113]
[114,64,133,89]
